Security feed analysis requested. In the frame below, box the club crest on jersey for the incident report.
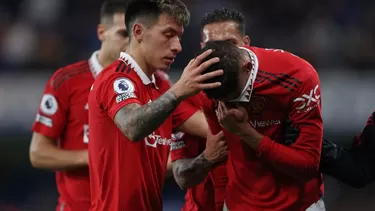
[249,96,266,114]
[113,77,135,94]
[40,94,58,115]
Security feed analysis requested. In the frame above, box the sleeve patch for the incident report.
[293,84,320,113]
[35,114,53,127]
[40,94,58,115]
[116,92,137,103]
[113,77,135,94]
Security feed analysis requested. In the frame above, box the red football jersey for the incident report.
[88,53,198,211]
[201,46,324,211]
[31,51,103,211]
[170,92,227,211]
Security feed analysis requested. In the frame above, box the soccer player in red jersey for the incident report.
[200,8,375,192]
[29,1,129,211]
[198,40,324,211]
[158,66,228,211]
[87,0,223,210]
[171,92,228,211]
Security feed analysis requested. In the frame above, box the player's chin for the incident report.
[158,60,173,70]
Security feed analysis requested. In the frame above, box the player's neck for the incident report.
[125,45,155,79]
[97,50,114,68]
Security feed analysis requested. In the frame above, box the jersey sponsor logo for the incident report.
[293,84,320,113]
[172,132,184,141]
[250,119,281,128]
[116,92,137,103]
[35,114,53,127]
[170,140,186,151]
[113,77,135,94]
[170,132,185,150]
[40,94,58,115]
[144,132,172,148]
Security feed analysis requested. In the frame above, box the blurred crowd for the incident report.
[0,0,374,72]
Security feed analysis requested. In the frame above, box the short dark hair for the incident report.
[100,1,128,24]
[200,8,245,35]
[125,0,190,38]
[200,40,243,100]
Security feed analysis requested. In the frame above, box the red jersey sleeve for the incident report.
[170,132,204,162]
[172,100,199,129]
[98,74,141,120]
[170,132,187,161]
[155,70,198,129]
[256,64,323,179]
[31,71,69,139]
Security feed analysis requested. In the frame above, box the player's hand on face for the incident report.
[203,130,228,163]
[172,49,223,99]
[216,102,263,147]
[216,102,249,136]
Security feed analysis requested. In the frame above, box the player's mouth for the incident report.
[164,57,175,64]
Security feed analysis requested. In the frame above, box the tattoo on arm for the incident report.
[114,91,180,141]
[172,153,213,189]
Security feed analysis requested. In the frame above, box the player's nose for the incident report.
[171,37,182,53]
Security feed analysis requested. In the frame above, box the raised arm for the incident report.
[172,131,227,189]
[114,90,180,141]
[112,49,222,141]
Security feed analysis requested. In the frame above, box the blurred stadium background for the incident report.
[1,0,375,210]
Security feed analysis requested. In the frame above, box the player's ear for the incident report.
[97,24,106,41]
[132,23,145,43]
[243,60,252,72]
[243,35,250,46]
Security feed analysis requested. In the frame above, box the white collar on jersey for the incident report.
[119,52,157,87]
[230,47,259,103]
[89,50,104,78]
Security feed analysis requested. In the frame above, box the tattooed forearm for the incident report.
[114,91,180,141]
[172,153,213,190]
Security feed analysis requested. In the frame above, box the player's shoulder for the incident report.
[252,46,311,68]
[49,60,90,90]
[93,59,142,97]
[95,60,134,83]
[251,46,318,81]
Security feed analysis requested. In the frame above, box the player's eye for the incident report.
[164,33,174,39]
[118,30,128,38]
